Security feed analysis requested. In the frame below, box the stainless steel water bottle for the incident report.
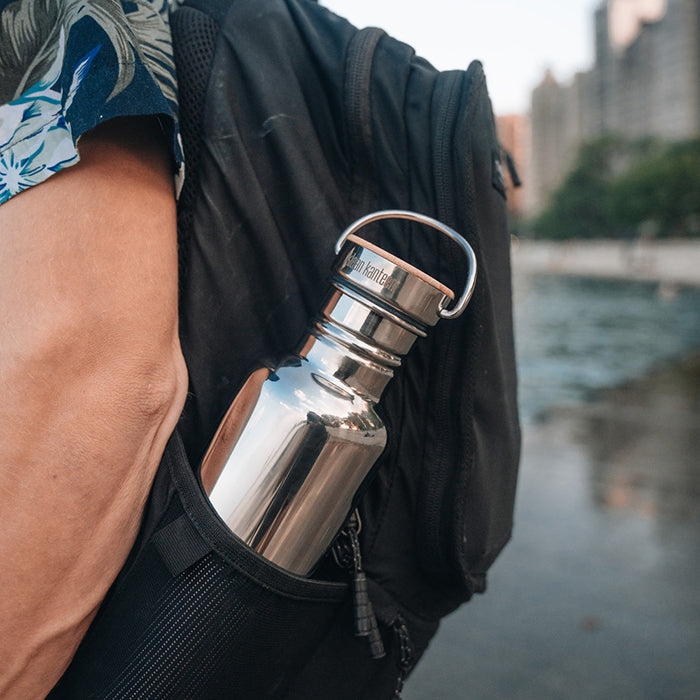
[200,210,477,575]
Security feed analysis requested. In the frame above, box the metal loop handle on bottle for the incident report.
[334,209,477,319]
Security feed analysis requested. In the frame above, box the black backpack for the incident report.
[50,1,520,697]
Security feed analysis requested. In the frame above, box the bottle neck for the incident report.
[299,332,394,403]
[297,285,426,403]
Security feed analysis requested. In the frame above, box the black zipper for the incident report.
[332,512,419,697]
[391,614,414,699]
[332,510,386,660]
[418,68,465,574]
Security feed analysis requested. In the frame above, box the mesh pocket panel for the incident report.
[104,554,255,699]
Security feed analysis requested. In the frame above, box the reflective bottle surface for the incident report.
[200,210,477,575]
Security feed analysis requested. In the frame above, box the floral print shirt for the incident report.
[0,0,183,204]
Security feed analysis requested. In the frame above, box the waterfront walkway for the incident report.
[404,353,700,699]
[512,239,700,288]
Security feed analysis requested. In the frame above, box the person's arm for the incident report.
[0,117,188,699]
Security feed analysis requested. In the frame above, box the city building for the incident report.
[528,70,587,218]
[528,0,700,215]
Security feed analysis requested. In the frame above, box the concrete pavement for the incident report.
[404,353,700,699]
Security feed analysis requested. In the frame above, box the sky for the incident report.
[321,0,603,115]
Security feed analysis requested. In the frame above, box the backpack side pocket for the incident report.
[49,432,349,700]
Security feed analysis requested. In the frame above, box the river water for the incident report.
[404,272,700,700]
[514,274,700,425]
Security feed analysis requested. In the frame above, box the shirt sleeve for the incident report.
[0,0,184,205]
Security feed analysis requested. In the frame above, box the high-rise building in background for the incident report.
[527,0,700,216]
[528,70,587,220]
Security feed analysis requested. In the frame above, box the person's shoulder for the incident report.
[0,1,183,205]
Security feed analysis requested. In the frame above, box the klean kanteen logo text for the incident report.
[345,252,400,293]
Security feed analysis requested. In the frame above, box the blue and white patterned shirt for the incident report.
[0,0,183,204]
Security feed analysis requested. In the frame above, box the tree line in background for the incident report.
[528,136,700,239]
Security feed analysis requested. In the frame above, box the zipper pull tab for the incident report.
[502,146,522,187]
[334,510,386,659]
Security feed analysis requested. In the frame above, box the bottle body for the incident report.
[202,338,387,575]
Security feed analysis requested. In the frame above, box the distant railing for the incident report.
[511,239,700,288]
